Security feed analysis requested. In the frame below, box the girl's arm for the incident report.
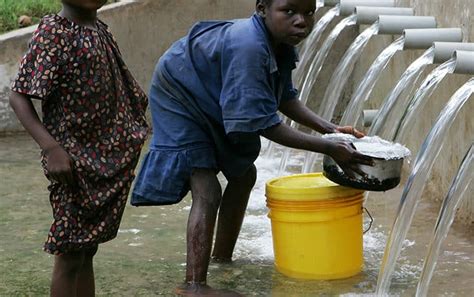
[279,98,364,137]
[9,91,76,186]
[261,122,373,175]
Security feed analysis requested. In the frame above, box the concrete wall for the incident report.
[0,0,255,133]
[349,0,473,224]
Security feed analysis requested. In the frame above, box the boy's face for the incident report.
[257,0,315,46]
[62,0,108,10]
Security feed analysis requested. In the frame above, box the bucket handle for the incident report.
[363,207,374,234]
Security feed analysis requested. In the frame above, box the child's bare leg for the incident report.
[185,168,221,283]
[51,251,85,297]
[212,164,257,262]
[76,246,98,297]
[177,168,242,296]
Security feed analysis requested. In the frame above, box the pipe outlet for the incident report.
[355,7,413,25]
[403,28,463,49]
[433,42,474,64]
[340,0,395,16]
[363,109,378,127]
[378,15,437,35]
[453,50,474,75]
[324,0,340,6]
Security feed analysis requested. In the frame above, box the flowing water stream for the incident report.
[369,47,435,138]
[375,78,474,295]
[393,58,457,143]
[416,144,473,297]
[303,21,380,173]
[340,36,406,127]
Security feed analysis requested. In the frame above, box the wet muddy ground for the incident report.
[1,134,472,296]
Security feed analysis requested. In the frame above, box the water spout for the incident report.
[355,6,413,25]
[339,0,395,16]
[393,58,457,143]
[369,42,474,138]
[340,36,405,126]
[415,143,473,297]
[375,77,474,295]
[378,15,437,35]
[404,28,463,49]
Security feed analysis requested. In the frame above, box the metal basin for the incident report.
[323,155,403,191]
[321,133,410,192]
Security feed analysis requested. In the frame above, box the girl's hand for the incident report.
[328,141,374,178]
[335,126,365,138]
[44,145,76,186]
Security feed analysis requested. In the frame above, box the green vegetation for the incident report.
[0,0,118,34]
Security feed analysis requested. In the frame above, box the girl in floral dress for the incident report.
[9,0,148,295]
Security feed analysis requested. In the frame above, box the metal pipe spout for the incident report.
[403,28,463,49]
[433,42,474,64]
[340,0,395,16]
[453,50,474,75]
[355,7,413,25]
[378,15,437,35]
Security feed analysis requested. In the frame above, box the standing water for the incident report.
[1,136,473,295]
[416,144,473,297]
[303,21,380,173]
[340,36,406,126]
[277,14,357,173]
[393,58,457,143]
[369,47,435,138]
[376,78,474,295]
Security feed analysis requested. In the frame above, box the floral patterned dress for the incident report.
[11,15,149,255]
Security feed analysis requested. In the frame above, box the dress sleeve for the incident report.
[11,19,68,100]
[219,38,281,134]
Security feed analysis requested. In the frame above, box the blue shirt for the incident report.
[155,13,299,137]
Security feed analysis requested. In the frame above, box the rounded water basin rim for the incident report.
[321,133,411,160]
[266,172,364,201]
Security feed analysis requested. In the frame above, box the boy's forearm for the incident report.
[261,122,333,155]
[279,98,337,134]
[9,92,59,151]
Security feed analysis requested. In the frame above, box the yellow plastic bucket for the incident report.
[266,172,365,280]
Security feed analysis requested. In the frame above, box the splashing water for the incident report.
[340,36,406,126]
[415,144,473,297]
[369,47,435,138]
[277,14,357,173]
[303,21,380,173]
[393,58,457,143]
[376,78,474,295]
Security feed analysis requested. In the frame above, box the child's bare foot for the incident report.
[175,282,243,296]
